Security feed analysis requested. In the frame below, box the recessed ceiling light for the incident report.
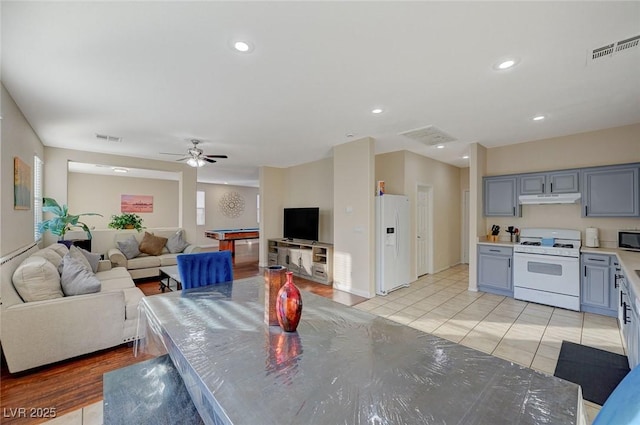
[436,144,445,149]
[233,41,253,53]
[371,108,383,114]
[494,58,519,70]
[462,155,469,159]
[112,167,128,173]
[533,115,545,121]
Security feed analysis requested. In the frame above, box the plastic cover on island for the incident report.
[135,277,585,425]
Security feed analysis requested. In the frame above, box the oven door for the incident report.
[513,252,580,296]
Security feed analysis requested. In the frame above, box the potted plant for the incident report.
[39,197,103,240]
[108,213,145,231]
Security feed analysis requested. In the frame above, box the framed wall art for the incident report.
[121,194,153,213]
[14,157,31,210]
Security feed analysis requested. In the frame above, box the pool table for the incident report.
[204,228,259,263]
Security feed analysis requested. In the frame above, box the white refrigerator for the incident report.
[376,194,411,295]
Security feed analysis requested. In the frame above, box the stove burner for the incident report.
[521,241,541,246]
[553,243,574,248]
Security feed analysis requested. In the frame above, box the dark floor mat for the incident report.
[553,340,630,406]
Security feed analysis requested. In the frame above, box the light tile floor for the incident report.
[354,264,626,425]
[47,264,623,424]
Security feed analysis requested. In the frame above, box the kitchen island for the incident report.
[136,276,585,425]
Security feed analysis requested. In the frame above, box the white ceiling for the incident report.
[3,2,640,187]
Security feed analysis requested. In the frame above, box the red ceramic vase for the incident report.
[276,272,303,332]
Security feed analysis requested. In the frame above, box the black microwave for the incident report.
[618,230,640,252]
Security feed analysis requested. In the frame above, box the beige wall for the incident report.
[43,147,198,247]
[333,137,376,298]
[0,84,45,257]
[486,123,640,175]
[484,124,640,247]
[196,183,259,247]
[284,157,334,243]
[376,151,464,277]
[259,166,286,267]
[460,167,470,191]
[68,173,180,231]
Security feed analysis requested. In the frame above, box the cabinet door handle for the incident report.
[550,182,553,192]
[489,249,500,252]
[542,183,545,193]
[620,291,625,308]
[590,258,606,262]
[508,258,511,268]
[584,266,587,277]
[585,205,588,216]
[623,303,630,325]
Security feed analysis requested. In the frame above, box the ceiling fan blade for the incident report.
[204,154,228,159]
[204,158,217,163]
[175,157,189,161]
[159,152,185,156]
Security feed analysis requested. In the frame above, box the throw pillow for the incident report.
[166,229,189,253]
[60,256,101,296]
[31,247,65,269]
[12,256,64,302]
[117,235,141,259]
[76,246,101,273]
[68,245,93,272]
[139,232,168,256]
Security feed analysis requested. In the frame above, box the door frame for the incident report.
[461,189,470,264]
[416,184,434,277]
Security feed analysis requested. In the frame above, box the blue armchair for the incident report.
[592,364,640,425]
[176,251,233,290]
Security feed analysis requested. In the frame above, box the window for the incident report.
[196,190,205,226]
[33,155,43,241]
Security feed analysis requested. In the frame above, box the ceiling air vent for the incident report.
[95,133,122,143]
[589,34,640,63]
[398,125,456,146]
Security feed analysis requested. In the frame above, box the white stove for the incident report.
[513,228,581,311]
[513,228,581,258]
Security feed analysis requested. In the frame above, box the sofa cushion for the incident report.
[101,276,136,291]
[158,253,179,267]
[76,246,101,273]
[48,243,70,258]
[96,266,133,282]
[60,256,102,296]
[31,247,65,269]
[139,232,168,256]
[67,245,93,272]
[166,230,189,253]
[12,256,64,302]
[126,254,161,270]
[117,235,141,259]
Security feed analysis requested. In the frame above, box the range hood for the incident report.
[518,193,582,205]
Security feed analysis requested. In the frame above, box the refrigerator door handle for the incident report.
[395,211,400,258]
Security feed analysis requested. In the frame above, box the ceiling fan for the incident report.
[160,139,228,167]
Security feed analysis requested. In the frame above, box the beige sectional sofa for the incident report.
[105,228,200,279]
[0,242,144,373]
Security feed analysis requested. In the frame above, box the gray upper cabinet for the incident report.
[582,165,640,217]
[519,170,579,195]
[484,176,520,216]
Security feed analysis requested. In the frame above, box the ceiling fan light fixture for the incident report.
[187,157,206,167]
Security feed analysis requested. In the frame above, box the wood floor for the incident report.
[0,244,365,424]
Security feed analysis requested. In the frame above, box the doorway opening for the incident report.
[416,184,433,277]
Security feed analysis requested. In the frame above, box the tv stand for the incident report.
[268,239,333,285]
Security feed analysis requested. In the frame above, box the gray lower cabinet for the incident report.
[478,245,513,297]
[582,165,640,217]
[483,176,520,217]
[580,253,617,317]
[519,170,579,195]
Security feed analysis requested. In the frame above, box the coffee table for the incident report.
[159,265,182,292]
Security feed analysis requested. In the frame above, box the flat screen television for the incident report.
[283,207,319,242]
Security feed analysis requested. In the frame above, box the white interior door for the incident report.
[417,185,432,276]
[462,190,470,264]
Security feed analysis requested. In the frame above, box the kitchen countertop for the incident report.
[477,239,516,247]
